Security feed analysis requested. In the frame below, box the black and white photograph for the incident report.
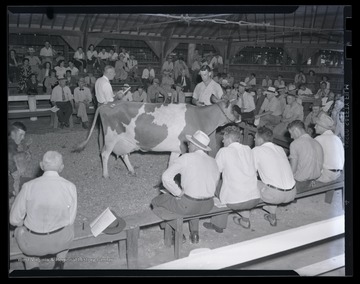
[7,5,352,277]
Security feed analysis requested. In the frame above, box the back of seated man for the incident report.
[10,151,77,270]
[287,120,324,193]
[313,114,344,184]
[203,125,261,232]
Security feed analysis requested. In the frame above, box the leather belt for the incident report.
[26,226,64,236]
[184,194,213,201]
[328,169,342,172]
[266,184,295,192]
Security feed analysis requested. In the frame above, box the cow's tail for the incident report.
[72,105,102,153]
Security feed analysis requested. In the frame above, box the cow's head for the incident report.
[217,100,240,123]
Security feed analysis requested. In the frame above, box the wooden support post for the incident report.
[174,218,183,260]
[118,239,126,260]
[126,226,140,269]
[164,222,172,247]
[324,190,335,204]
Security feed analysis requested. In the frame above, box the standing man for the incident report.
[51,77,74,128]
[94,65,120,105]
[10,151,77,270]
[287,120,324,193]
[40,41,56,65]
[74,77,92,129]
[314,114,344,184]
[192,65,223,106]
[203,125,261,232]
[252,126,296,227]
[8,122,32,205]
[151,130,220,244]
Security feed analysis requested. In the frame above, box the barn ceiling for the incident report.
[8,6,347,46]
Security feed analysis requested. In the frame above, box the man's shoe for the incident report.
[233,216,250,229]
[171,231,187,245]
[53,260,65,270]
[264,213,277,227]
[203,222,224,233]
[64,122,70,128]
[189,232,199,244]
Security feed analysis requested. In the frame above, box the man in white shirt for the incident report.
[252,126,296,226]
[50,78,74,128]
[192,65,223,106]
[236,82,256,124]
[203,126,261,232]
[209,53,224,73]
[39,41,56,64]
[74,77,93,129]
[95,65,119,105]
[314,113,344,183]
[151,130,220,244]
[10,151,77,270]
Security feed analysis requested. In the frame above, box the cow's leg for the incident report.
[101,147,112,179]
[122,154,136,176]
[169,152,181,166]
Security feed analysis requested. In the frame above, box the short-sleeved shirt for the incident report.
[315,130,344,170]
[192,80,223,105]
[40,47,54,57]
[252,142,295,189]
[95,75,114,104]
[216,143,260,204]
[289,133,324,181]
[282,102,304,122]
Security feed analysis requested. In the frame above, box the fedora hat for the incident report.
[103,210,126,235]
[316,113,334,130]
[185,130,211,151]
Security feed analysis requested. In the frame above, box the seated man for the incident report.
[73,77,92,129]
[255,87,282,129]
[8,122,32,205]
[203,125,261,232]
[171,83,186,104]
[252,127,296,226]
[132,85,147,102]
[304,99,326,137]
[273,93,304,136]
[147,78,168,103]
[10,151,77,270]
[151,130,220,244]
[313,114,344,184]
[287,120,324,193]
[50,77,75,128]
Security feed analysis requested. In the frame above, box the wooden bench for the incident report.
[153,180,344,260]
[9,209,163,269]
[8,94,96,128]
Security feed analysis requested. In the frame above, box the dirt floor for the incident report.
[8,116,347,276]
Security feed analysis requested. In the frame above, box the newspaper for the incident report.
[89,207,117,237]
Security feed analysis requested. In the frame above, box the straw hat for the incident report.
[185,130,211,151]
[316,114,334,130]
[103,210,126,235]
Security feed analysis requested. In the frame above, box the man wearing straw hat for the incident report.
[151,130,220,244]
[255,86,282,128]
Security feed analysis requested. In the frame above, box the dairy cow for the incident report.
[73,100,239,178]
